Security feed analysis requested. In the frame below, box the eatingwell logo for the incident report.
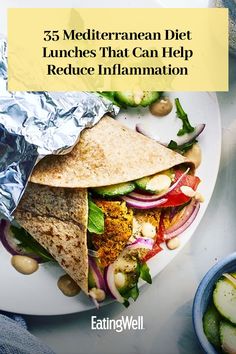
[91,315,145,333]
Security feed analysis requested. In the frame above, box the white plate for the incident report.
[0,92,221,315]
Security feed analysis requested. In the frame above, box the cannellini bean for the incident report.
[57,274,81,297]
[167,237,180,250]
[180,185,196,198]
[11,255,39,275]
[89,288,106,302]
[141,222,156,238]
[195,192,205,203]
[149,97,173,117]
[114,272,126,288]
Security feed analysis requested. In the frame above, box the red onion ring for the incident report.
[164,201,200,239]
[104,264,125,303]
[0,220,42,262]
[89,256,106,291]
[128,168,190,202]
[136,123,205,147]
[121,196,168,209]
[126,237,154,250]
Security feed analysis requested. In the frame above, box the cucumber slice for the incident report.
[203,303,221,348]
[92,182,135,197]
[114,91,139,107]
[114,91,161,107]
[220,321,236,354]
[135,176,152,191]
[213,276,236,325]
[140,91,161,107]
[135,169,174,193]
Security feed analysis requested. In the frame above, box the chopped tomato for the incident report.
[142,243,163,262]
[160,170,201,208]
[142,212,164,262]
[156,211,165,243]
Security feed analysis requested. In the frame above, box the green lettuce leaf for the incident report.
[168,139,197,154]
[88,200,104,234]
[121,261,152,306]
[175,98,195,136]
[138,262,152,284]
[10,226,54,262]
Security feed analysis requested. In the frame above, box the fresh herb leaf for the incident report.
[129,285,140,301]
[168,140,179,150]
[88,200,104,234]
[120,261,152,306]
[175,98,195,136]
[123,284,140,301]
[123,300,130,308]
[10,226,54,262]
[168,139,197,154]
[139,262,152,284]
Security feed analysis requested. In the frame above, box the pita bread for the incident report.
[14,183,88,294]
[30,116,191,188]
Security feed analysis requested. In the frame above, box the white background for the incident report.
[1,0,236,353]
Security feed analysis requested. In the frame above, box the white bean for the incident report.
[167,237,180,250]
[141,222,156,238]
[57,274,81,297]
[89,288,106,302]
[149,97,173,117]
[114,272,126,288]
[195,192,205,203]
[180,185,196,198]
[11,255,39,275]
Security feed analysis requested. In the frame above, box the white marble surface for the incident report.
[1,0,236,353]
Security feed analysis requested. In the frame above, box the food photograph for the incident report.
[0,0,235,353]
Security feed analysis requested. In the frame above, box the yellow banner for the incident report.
[8,8,228,92]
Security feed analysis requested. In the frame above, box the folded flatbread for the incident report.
[15,116,194,293]
[30,116,191,188]
[14,184,89,293]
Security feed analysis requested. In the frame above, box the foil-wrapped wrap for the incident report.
[0,37,119,220]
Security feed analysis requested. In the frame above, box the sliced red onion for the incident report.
[136,123,205,147]
[0,220,42,262]
[165,200,197,234]
[169,207,180,221]
[89,256,106,291]
[121,196,168,209]
[126,237,154,250]
[128,191,164,202]
[164,201,200,239]
[172,124,206,146]
[104,264,125,303]
[129,168,190,202]
[136,124,161,141]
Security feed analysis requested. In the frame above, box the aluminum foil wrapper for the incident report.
[0,37,119,220]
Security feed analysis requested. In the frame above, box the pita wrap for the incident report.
[14,183,88,294]
[30,116,192,188]
[14,116,195,295]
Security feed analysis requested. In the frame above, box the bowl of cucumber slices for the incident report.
[193,252,236,354]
